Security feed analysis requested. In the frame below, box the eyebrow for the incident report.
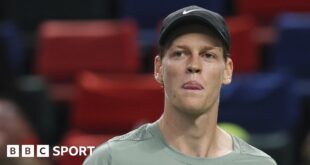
[173,45,221,51]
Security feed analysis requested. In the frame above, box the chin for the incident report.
[176,101,209,116]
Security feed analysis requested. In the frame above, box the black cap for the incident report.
[159,5,230,51]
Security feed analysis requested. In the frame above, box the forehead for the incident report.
[163,24,223,51]
[169,32,222,50]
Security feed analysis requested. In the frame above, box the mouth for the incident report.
[182,81,204,90]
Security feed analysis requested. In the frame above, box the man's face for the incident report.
[155,32,233,116]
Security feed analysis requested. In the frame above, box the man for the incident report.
[83,5,277,165]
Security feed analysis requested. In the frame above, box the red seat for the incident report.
[236,0,310,24]
[36,20,141,82]
[226,16,260,73]
[71,72,164,133]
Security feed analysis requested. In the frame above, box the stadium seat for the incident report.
[226,16,260,73]
[272,16,310,164]
[71,72,163,133]
[36,19,141,82]
[272,13,310,79]
[219,72,299,134]
[118,0,227,29]
[235,0,310,24]
[10,0,115,31]
[0,21,25,75]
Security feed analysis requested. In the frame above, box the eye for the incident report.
[201,53,216,59]
[172,51,186,57]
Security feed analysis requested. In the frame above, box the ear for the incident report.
[154,55,163,85]
[222,57,233,85]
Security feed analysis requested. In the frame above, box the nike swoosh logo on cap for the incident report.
[182,9,205,15]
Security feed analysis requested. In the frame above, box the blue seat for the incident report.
[0,21,24,75]
[118,0,226,28]
[219,72,299,134]
[118,0,227,52]
[272,13,310,79]
[271,13,310,164]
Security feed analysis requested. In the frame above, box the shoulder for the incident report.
[83,124,153,165]
[83,140,112,165]
[233,136,277,165]
[108,124,153,143]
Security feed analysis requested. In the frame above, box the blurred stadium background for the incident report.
[0,0,310,164]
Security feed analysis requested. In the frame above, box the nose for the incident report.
[186,55,202,74]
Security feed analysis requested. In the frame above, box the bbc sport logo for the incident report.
[7,145,96,158]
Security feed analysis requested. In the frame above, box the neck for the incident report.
[159,100,232,158]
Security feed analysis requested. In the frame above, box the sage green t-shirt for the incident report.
[83,122,277,165]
